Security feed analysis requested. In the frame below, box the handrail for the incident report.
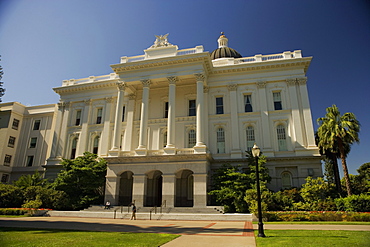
[149,206,156,220]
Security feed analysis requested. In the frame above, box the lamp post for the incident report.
[252,143,266,237]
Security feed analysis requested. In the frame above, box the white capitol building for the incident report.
[0,33,322,208]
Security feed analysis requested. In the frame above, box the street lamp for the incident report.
[252,143,266,237]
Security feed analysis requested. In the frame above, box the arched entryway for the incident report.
[144,170,163,207]
[175,169,194,207]
[118,171,133,206]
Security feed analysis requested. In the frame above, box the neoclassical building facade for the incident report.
[0,34,322,208]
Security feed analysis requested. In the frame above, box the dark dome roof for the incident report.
[210,47,242,60]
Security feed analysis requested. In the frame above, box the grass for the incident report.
[261,221,370,225]
[0,227,180,247]
[255,230,370,247]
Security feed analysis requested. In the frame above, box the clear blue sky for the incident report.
[1,0,369,175]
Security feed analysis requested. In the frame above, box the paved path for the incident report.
[1,217,369,246]
[0,217,256,247]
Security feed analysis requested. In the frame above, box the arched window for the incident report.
[93,136,100,154]
[70,138,78,159]
[216,128,225,153]
[277,124,287,151]
[246,126,255,151]
[281,172,292,189]
[188,129,196,148]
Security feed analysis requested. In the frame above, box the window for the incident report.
[8,136,16,148]
[188,100,196,116]
[246,126,255,151]
[1,174,9,183]
[163,131,167,148]
[216,128,225,153]
[188,129,196,148]
[281,172,292,189]
[33,120,41,130]
[164,102,169,118]
[96,108,103,124]
[93,136,100,154]
[273,92,282,110]
[4,155,12,166]
[70,138,78,159]
[29,137,37,148]
[26,156,34,167]
[122,106,126,122]
[244,95,253,112]
[12,119,19,130]
[75,110,81,126]
[216,97,224,114]
[277,125,287,151]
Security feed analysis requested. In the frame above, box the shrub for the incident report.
[264,211,370,222]
[0,208,28,215]
[335,194,370,212]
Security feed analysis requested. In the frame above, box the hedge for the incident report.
[264,211,370,222]
[0,208,29,215]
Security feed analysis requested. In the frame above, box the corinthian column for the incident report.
[194,73,206,152]
[111,81,126,151]
[137,79,151,150]
[165,76,177,151]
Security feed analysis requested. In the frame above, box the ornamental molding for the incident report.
[58,101,71,108]
[116,81,126,91]
[54,81,118,94]
[194,73,205,82]
[84,99,92,105]
[227,84,238,91]
[90,131,101,137]
[128,94,136,100]
[297,77,307,85]
[203,86,209,93]
[256,81,266,88]
[286,78,297,86]
[105,96,114,103]
[148,34,174,49]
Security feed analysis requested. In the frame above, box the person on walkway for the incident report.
[104,200,111,209]
[130,203,136,220]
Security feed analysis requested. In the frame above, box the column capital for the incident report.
[128,94,136,100]
[116,81,126,91]
[203,86,209,93]
[105,96,114,103]
[84,99,92,105]
[194,73,205,82]
[58,101,71,108]
[297,77,307,85]
[167,76,178,85]
[227,84,238,91]
[286,78,297,86]
[256,81,266,88]
[141,79,151,87]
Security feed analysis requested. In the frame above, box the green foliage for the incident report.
[0,183,24,208]
[269,188,302,211]
[245,184,273,215]
[335,194,370,212]
[13,171,48,188]
[341,174,370,195]
[22,186,69,210]
[357,162,370,180]
[0,209,28,215]
[53,152,107,210]
[264,211,370,222]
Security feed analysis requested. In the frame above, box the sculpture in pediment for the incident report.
[149,33,173,49]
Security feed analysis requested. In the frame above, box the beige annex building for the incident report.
[0,34,322,208]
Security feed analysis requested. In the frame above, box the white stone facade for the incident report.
[0,34,322,208]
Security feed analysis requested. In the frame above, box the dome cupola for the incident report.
[210,32,242,60]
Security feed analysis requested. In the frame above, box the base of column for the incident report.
[135,148,147,156]
[108,150,120,157]
[194,145,207,154]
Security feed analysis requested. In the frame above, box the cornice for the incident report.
[53,81,118,94]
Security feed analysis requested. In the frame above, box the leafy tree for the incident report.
[22,186,69,210]
[52,152,107,210]
[0,183,23,208]
[13,171,48,188]
[0,55,5,102]
[269,188,302,211]
[357,162,370,181]
[341,174,369,196]
[317,105,360,196]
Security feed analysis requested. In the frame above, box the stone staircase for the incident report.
[47,205,253,221]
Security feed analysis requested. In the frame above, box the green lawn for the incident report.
[255,230,370,247]
[0,227,180,247]
[262,221,370,225]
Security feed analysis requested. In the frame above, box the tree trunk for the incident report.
[330,152,342,193]
[337,138,352,196]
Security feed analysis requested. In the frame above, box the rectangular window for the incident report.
[33,120,41,130]
[26,156,34,167]
[217,128,225,153]
[75,110,81,126]
[188,129,196,148]
[188,100,196,116]
[277,125,287,151]
[216,97,224,114]
[164,102,169,118]
[273,92,282,110]
[122,106,126,122]
[12,119,19,130]
[96,108,103,124]
[244,95,253,112]
[8,136,16,148]
[1,174,9,183]
[29,137,37,148]
[246,126,255,151]
[4,155,12,166]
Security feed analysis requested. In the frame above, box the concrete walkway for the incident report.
[1,217,369,246]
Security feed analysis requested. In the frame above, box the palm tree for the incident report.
[317,105,360,196]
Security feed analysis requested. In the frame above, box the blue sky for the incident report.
[0,0,369,175]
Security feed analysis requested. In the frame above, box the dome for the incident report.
[210,32,242,60]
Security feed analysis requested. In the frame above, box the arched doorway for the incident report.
[118,171,133,206]
[144,170,163,207]
[175,169,194,207]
